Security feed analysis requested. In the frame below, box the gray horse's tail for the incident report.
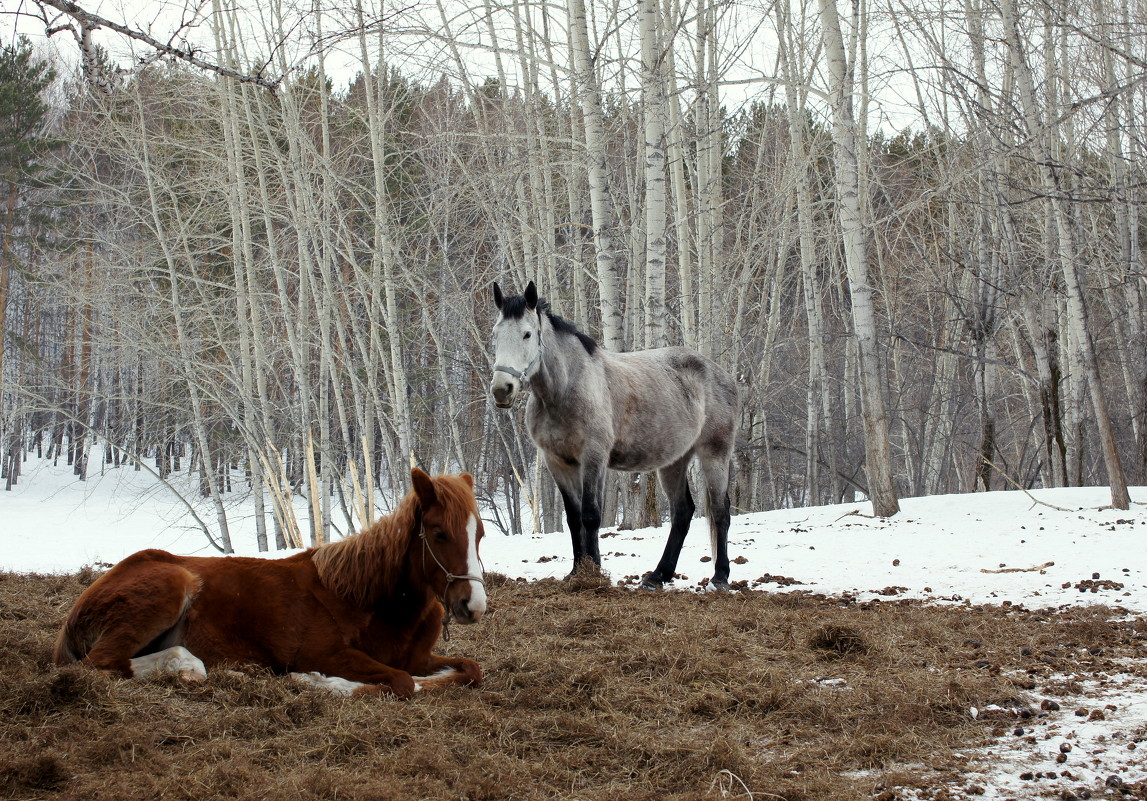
[703,455,735,559]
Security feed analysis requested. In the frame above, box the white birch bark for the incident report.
[816,0,900,516]
[641,0,668,349]
[779,7,831,505]
[999,0,1129,509]
[132,84,233,552]
[568,0,624,350]
[212,8,271,550]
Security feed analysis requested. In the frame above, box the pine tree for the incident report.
[0,37,58,486]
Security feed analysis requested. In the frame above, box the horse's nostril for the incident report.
[454,597,484,623]
[492,384,516,407]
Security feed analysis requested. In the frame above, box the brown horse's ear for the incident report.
[524,280,537,310]
[459,472,474,489]
[493,282,504,309]
[411,467,437,507]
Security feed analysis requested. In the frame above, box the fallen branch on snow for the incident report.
[982,458,1074,513]
[980,561,1054,574]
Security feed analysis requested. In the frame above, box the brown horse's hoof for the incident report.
[177,669,207,684]
[639,573,665,590]
[387,673,417,699]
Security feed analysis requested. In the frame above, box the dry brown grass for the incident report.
[2,569,1144,801]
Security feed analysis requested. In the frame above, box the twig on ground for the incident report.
[708,769,787,800]
[980,561,1054,574]
[835,509,878,522]
[982,458,1073,512]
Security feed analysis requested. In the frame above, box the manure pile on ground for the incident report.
[2,568,1144,800]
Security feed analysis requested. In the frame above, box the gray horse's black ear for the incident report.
[524,281,538,310]
[493,282,504,309]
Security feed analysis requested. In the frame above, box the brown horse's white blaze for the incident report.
[51,469,486,698]
[457,514,487,619]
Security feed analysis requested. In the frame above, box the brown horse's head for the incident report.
[411,468,487,625]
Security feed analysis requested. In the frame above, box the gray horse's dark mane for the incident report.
[501,294,598,356]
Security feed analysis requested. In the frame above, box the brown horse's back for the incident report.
[51,548,339,675]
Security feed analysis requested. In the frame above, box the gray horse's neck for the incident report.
[531,313,576,406]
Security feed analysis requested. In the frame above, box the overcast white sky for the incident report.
[2,0,925,134]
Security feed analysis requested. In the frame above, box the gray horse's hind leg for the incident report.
[641,453,695,589]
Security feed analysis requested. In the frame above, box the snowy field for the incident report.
[4,456,1145,612]
[2,454,1146,798]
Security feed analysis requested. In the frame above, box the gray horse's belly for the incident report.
[608,439,688,472]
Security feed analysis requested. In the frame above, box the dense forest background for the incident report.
[1,0,1144,551]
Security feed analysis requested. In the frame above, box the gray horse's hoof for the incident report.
[708,578,732,593]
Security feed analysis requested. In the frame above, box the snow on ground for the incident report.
[956,672,1147,800]
[6,456,1145,613]
[487,485,1147,611]
[2,453,1146,798]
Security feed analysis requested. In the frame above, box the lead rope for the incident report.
[420,525,486,642]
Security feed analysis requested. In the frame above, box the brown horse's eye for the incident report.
[434,530,450,543]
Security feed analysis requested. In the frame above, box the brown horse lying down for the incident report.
[52,469,487,698]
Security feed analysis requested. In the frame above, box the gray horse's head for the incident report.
[490,281,543,408]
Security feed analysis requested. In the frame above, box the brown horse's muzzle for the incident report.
[450,596,484,624]
[446,580,487,624]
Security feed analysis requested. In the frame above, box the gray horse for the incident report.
[490,281,739,590]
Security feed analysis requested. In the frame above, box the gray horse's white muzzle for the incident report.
[491,371,520,408]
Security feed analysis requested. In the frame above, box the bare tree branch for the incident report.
[34,0,280,90]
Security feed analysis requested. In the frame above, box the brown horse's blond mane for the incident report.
[312,489,419,606]
[311,474,478,607]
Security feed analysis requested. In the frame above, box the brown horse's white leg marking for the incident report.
[290,667,461,696]
[129,646,207,683]
[411,667,463,690]
[290,672,369,696]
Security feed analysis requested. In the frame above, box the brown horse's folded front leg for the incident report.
[415,655,483,688]
[310,648,418,698]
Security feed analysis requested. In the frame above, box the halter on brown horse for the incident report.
[52,469,486,698]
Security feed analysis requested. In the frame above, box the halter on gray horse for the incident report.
[490,281,739,590]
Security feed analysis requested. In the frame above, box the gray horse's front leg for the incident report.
[546,455,591,578]
[578,457,607,569]
[709,489,732,591]
[556,486,585,574]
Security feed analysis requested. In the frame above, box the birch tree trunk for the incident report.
[133,86,233,552]
[568,0,624,350]
[816,0,899,516]
[641,0,667,349]
[1099,0,1146,484]
[779,7,832,506]
[1000,0,1129,509]
[213,8,269,550]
